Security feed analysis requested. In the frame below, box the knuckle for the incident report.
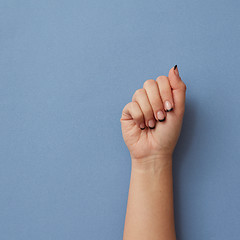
[180,82,187,91]
[156,75,168,84]
[143,79,155,88]
[122,102,130,113]
[132,88,145,100]
[130,101,137,110]
[136,88,145,95]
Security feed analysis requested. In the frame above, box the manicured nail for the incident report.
[164,101,173,112]
[157,110,165,122]
[140,122,145,130]
[148,119,155,129]
[174,64,179,76]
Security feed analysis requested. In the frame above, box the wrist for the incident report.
[131,154,173,173]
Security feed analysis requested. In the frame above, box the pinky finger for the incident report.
[121,101,145,130]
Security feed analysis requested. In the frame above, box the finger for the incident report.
[168,65,187,116]
[120,101,146,130]
[132,88,156,129]
[143,79,166,122]
[156,75,174,112]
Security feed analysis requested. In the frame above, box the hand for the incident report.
[120,65,187,166]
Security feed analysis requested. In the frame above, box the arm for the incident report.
[120,65,186,240]
[124,156,175,240]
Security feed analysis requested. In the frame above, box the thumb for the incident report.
[168,65,187,116]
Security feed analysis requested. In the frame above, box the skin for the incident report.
[120,65,187,240]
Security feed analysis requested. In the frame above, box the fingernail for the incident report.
[174,64,179,76]
[140,122,145,130]
[164,101,173,112]
[148,119,155,129]
[157,110,165,122]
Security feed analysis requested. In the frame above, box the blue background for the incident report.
[0,0,240,239]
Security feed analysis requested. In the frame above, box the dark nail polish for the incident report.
[140,127,145,130]
[165,108,173,112]
[158,117,166,122]
[174,64,177,70]
[149,126,155,129]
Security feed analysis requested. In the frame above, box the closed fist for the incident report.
[120,65,187,162]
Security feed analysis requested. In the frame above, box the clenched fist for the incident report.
[120,65,186,166]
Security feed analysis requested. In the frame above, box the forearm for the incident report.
[123,156,176,240]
